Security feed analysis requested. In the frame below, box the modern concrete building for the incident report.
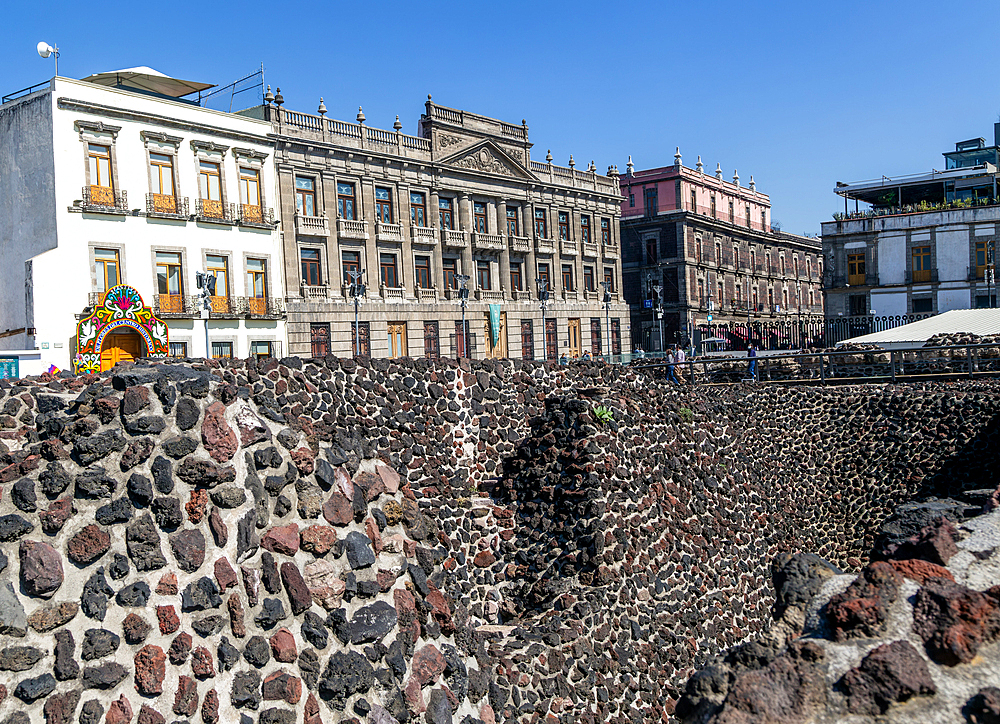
[0,68,285,373]
[251,94,629,360]
[822,125,1000,327]
[620,152,823,352]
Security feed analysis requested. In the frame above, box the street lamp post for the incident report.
[347,269,366,356]
[601,281,612,359]
[195,271,217,358]
[536,277,550,358]
[457,274,470,358]
[651,282,664,354]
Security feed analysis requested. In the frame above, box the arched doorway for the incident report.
[99,329,145,371]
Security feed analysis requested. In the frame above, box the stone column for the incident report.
[497,199,510,299]
[321,171,338,290]
[525,200,538,300]
[276,166,300,298]
[429,189,444,293]
[361,179,379,294]
[398,182,412,297]
[459,193,474,287]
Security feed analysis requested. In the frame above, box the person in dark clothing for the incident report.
[747,345,758,381]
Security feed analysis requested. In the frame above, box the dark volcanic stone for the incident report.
[210,486,246,508]
[882,516,961,566]
[318,651,375,711]
[81,569,113,621]
[14,673,55,702]
[209,506,228,548]
[162,436,198,460]
[126,513,167,570]
[127,473,154,506]
[255,598,286,630]
[344,531,375,569]
[181,577,222,612]
[151,456,174,495]
[965,687,1000,724]
[192,615,226,638]
[176,397,200,430]
[75,466,117,499]
[67,524,111,565]
[170,528,206,572]
[280,562,312,615]
[79,700,103,724]
[217,636,240,672]
[108,553,130,581]
[772,552,842,619]
[20,539,63,597]
[74,431,125,467]
[243,636,271,668]
[261,552,281,594]
[11,479,36,513]
[298,648,320,691]
[0,514,33,541]
[43,688,80,724]
[53,630,79,680]
[301,612,329,650]
[123,416,166,436]
[232,670,262,709]
[837,640,936,714]
[81,628,120,660]
[39,463,71,498]
[81,662,129,690]
[115,581,151,607]
[0,646,43,671]
[152,496,183,531]
[258,709,294,724]
[336,601,397,646]
[825,561,902,641]
[94,498,133,525]
[426,689,453,724]
[120,437,155,472]
[177,457,236,489]
[168,633,193,665]
[236,509,259,562]
[122,612,151,644]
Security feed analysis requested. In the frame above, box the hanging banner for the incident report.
[75,285,169,374]
[489,304,501,346]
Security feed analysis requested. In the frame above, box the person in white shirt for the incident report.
[674,345,686,383]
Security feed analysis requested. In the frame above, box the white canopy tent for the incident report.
[839,309,1000,349]
[81,67,214,99]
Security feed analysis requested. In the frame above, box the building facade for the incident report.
[256,95,629,361]
[0,70,285,372]
[823,127,1000,328]
[620,153,823,352]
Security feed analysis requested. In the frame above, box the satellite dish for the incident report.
[37,42,54,59]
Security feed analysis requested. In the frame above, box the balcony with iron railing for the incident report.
[376,222,404,242]
[295,214,329,237]
[560,238,578,256]
[146,193,189,220]
[238,204,275,229]
[411,226,438,245]
[441,229,467,247]
[235,296,285,318]
[82,185,128,215]
[337,218,369,240]
[195,199,235,225]
[535,237,556,255]
[473,233,505,251]
[509,235,531,253]
[207,295,240,318]
[153,294,198,317]
[905,269,938,284]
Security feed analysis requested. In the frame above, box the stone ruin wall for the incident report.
[0,355,996,724]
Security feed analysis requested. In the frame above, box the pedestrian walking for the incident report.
[747,345,758,381]
[666,346,679,384]
[674,345,686,383]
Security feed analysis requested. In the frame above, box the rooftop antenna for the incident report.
[36,41,59,77]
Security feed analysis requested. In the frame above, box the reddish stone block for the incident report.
[201,689,220,724]
[410,644,446,686]
[300,525,338,555]
[186,489,208,524]
[262,524,300,556]
[227,592,246,638]
[156,572,178,595]
[201,401,237,463]
[106,695,133,724]
[173,675,199,717]
[191,646,215,679]
[214,557,238,590]
[66,524,111,564]
[262,671,302,704]
[269,627,297,662]
[134,645,166,695]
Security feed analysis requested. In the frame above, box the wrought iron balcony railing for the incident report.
[238,204,275,229]
[234,296,285,318]
[146,193,189,219]
[195,199,235,224]
[82,185,128,214]
[153,294,198,316]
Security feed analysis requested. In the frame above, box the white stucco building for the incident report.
[0,68,285,373]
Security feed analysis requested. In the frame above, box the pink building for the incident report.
[620,150,823,352]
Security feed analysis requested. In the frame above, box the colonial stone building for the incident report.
[254,95,629,360]
[621,153,824,352]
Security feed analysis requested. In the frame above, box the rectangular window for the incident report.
[728,201,734,223]
[415,255,432,289]
[545,318,558,361]
[711,195,716,218]
[199,161,221,201]
[477,260,492,290]
[558,212,570,240]
[246,258,267,314]
[310,323,330,357]
[206,254,230,313]
[169,342,187,358]
[473,202,487,233]
[149,153,174,196]
[629,193,634,208]
[590,318,602,355]
[410,192,427,228]
[603,266,616,293]
[506,207,519,236]
[761,211,767,231]
[211,341,233,359]
[912,246,931,282]
[295,177,316,217]
[156,251,183,313]
[337,182,356,220]
[611,319,621,354]
[913,297,933,313]
[745,204,751,228]
[849,294,867,316]
[538,263,550,293]
[601,218,610,244]
[561,264,574,292]
[510,261,522,292]
[455,320,470,358]
[342,250,361,285]
[443,258,459,289]
[534,208,548,238]
[250,341,275,360]
[380,253,399,288]
[581,215,591,243]
[439,197,454,230]
[240,167,261,207]
[977,240,989,279]
[423,321,439,359]
[584,266,595,292]
[352,321,371,356]
[646,239,657,263]
[644,187,658,216]
[387,322,407,358]
[848,252,866,285]
[88,144,113,189]
[375,187,393,223]
[690,189,697,212]
[521,319,534,360]
[301,249,322,287]
[95,248,120,293]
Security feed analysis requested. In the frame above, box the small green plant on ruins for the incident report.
[593,405,614,424]
[678,407,694,423]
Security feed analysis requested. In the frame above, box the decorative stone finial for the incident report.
[274,88,284,107]
[588,160,596,172]
[569,155,576,168]
[733,169,740,186]
[715,163,722,179]
[263,85,274,105]
[546,150,553,163]
[696,155,704,173]
[427,94,432,101]
[674,147,682,167]
[749,175,756,192]
[317,98,327,116]
[356,106,365,124]
[626,156,634,176]
[393,115,402,131]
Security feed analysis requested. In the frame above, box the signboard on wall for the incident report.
[0,358,18,380]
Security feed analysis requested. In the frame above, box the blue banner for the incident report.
[489,305,501,346]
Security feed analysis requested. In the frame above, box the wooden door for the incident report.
[484,312,508,359]
[387,322,407,358]
[100,332,142,371]
[567,318,581,358]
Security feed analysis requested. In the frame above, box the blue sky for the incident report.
[4,0,999,235]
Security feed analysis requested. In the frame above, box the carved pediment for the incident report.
[440,140,534,180]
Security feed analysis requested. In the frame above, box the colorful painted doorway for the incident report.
[99,331,144,371]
